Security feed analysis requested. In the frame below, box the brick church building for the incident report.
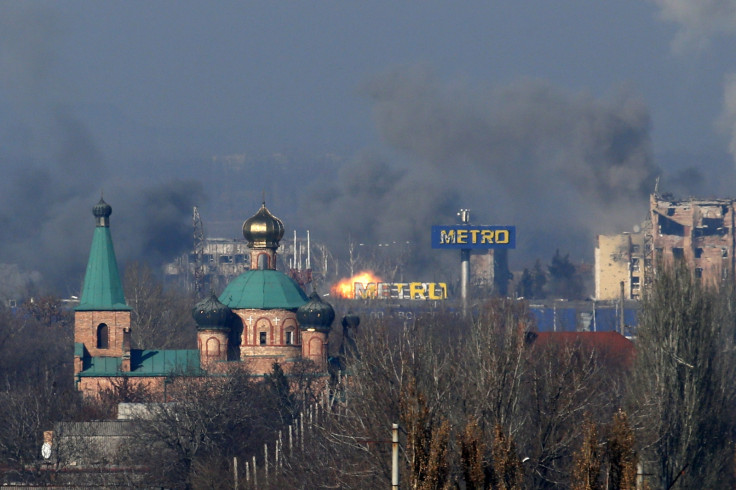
[73,198,335,397]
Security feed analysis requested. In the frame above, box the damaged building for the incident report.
[596,193,736,300]
[650,193,735,284]
[595,231,647,301]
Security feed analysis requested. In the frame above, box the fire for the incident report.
[331,271,383,299]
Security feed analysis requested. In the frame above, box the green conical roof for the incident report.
[76,200,130,311]
[219,269,308,310]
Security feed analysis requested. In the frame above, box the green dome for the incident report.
[192,292,233,331]
[297,292,335,332]
[219,269,308,310]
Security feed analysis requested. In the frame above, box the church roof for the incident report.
[219,269,308,310]
[77,348,203,376]
[76,200,130,311]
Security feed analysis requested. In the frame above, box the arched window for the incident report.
[309,337,322,357]
[206,337,220,357]
[257,253,269,270]
[96,323,109,349]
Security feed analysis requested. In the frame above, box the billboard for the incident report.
[353,282,448,300]
[431,225,516,250]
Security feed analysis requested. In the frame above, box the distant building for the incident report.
[470,249,511,296]
[650,193,735,285]
[595,231,647,300]
[73,199,334,398]
[595,193,736,301]
[164,237,250,293]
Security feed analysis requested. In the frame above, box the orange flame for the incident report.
[331,271,383,299]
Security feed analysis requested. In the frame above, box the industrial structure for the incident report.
[595,193,736,300]
[164,207,316,295]
[73,198,335,397]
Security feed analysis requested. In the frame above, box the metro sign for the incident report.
[431,225,516,250]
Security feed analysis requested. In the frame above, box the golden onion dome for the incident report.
[242,202,285,249]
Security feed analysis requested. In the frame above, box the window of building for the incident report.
[695,248,703,258]
[695,268,703,278]
[206,337,220,356]
[96,323,109,349]
[632,244,640,253]
[258,254,269,270]
[723,248,729,258]
[259,331,267,345]
[631,258,640,272]
[672,248,684,260]
[632,276,640,288]
[285,331,294,345]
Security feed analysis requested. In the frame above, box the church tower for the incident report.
[297,292,334,370]
[193,292,232,367]
[219,202,308,373]
[73,198,132,375]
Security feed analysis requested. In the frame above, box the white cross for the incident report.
[246,315,254,327]
[273,316,281,326]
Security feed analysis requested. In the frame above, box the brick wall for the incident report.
[74,311,131,358]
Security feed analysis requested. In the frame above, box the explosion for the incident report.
[331,271,383,299]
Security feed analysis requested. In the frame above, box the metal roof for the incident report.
[219,269,308,310]
[75,226,130,311]
[79,349,202,377]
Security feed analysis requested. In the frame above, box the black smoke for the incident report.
[299,66,660,278]
[0,5,204,297]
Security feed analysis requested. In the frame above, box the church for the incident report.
[72,198,336,397]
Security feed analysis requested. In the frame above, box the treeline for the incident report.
[515,249,586,300]
[0,264,734,489]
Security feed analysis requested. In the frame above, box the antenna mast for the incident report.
[193,206,206,297]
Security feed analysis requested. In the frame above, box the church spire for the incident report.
[75,198,130,311]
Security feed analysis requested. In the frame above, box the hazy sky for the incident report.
[3,1,736,293]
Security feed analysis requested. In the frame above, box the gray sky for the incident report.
[3,1,736,293]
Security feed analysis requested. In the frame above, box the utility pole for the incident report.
[458,209,471,316]
[193,206,205,298]
[392,423,400,489]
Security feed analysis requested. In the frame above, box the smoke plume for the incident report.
[651,0,736,51]
[0,5,203,297]
[301,67,658,278]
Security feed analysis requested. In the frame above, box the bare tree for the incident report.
[631,265,736,489]
[571,420,602,490]
[123,261,196,349]
[606,409,637,490]
[126,367,282,488]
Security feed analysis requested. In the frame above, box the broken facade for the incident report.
[595,231,647,300]
[596,194,736,300]
[650,194,736,285]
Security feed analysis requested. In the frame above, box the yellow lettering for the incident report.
[481,230,494,243]
[457,229,468,244]
[470,229,480,243]
[495,229,509,244]
[410,282,426,299]
[429,283,447,300]
[440,230,455,244]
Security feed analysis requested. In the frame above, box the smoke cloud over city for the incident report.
[3,3,736,297]
[0,5,202,295]
[299,67,659,279]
